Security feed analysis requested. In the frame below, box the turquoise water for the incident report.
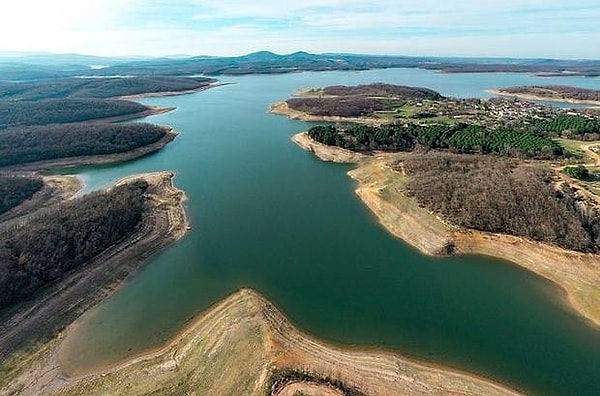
[63,69,600,395]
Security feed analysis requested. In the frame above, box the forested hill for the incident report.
[402,153,600,252]
[0,181,148,310]
[2,52,600,81]
[0,76,216,101]
[321,83,443,100]
[0,176,43,215]
[0,99,149,128]
[287,83,443,118]
[63,52,600,78]
[0,123,168,167]
[499,85,600,102]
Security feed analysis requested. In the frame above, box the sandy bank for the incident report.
[3,130,177,172]
[0,172,189,395]
[292,132,366,163]
[488,89,600,107]
[16,289,521,396]
[293,133,600,328]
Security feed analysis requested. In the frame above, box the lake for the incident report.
[61,69,600,395]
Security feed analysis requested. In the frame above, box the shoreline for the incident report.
[0,172,190,394]
[30,289,522,396]
[292,132,366,163]
[488,89,600,107]
[291,132,600,328]
[88,105,176,124]
[0,174,82,224]
[117,81,231,101]
[269,101,383,125]
[2,130,177,172]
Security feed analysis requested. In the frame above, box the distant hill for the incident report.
[1,51,600,81]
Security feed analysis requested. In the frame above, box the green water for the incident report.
[62,69,600,395]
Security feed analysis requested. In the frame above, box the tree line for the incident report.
[0,181,148,310]
[308,123,562,158]
[0,122,167,167]
[522,115,600,140]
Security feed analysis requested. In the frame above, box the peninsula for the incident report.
[491,85,600,106]
[273,83,600,327]
[0,77,538,396]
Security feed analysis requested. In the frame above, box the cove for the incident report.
[61,69,600,396]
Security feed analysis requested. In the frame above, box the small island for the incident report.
[491,85,600,106]
[273,83,600,328]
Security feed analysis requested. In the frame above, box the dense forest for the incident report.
[0,181,148,310]
[0,76,215,101]
[523,115,600,140]
[0,99,148,128]
[308,123,562,158]
[0,176,43,214]
[502,85,600,102]
[400,153,600,252]
[0,123,167,167]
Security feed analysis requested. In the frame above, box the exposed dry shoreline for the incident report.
[292,132,600,328]
[88,105,175,124]
[2,129,177,172]
[488,89,600,107]
[0,172,189,395]
[292,131,366,163]
[16,289,522,396]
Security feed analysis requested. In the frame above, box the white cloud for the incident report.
[0,0,598,57]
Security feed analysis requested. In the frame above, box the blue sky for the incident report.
[0,0,599,58]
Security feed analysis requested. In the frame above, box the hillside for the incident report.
[0,99,149,128]
[0,122,169,167]
[0,176,43,215]
[0,76,216,101]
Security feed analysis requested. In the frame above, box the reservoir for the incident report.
[62,69,600,395]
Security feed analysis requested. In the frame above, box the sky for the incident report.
[0,0,599,59]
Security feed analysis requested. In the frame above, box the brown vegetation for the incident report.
[401,153,600,252]
[321,83,444,100]
[499,85,600,103]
